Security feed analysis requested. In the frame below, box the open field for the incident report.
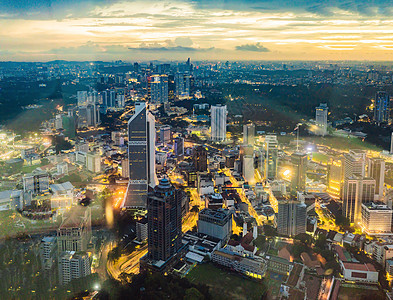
[187,263,267,300]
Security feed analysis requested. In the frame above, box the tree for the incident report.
[184,287,205,300]
[335,215,351,231]
[263,225,277,237]
[294,233,314,246]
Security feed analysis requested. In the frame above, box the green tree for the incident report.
[184,287,205,300]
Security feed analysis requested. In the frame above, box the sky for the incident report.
[1,0,393,61]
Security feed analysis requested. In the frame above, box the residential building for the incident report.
[136,217,148,242]
[374,91,390,123]
[277,199,307,236]
[211,105,227,142]
[150,74,168,103]
[343,150,366,179]
[86,152,101,173]
[59,251,91,285]
[40,236,57,270]
[23,171,49,195]
[57,206,92,253]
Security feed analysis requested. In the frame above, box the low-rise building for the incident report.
[198,208,232,242]
[361,202,392,235]
[340,262,378,284]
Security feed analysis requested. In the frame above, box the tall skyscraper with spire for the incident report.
[121,102,157,208]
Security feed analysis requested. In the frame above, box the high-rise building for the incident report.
[136,217,148,242]
[327,158,343,196]
[40,236,57,270]
[390,132,393,154]
[57,206,92,253]
[59,251,91,285]
[262,135,278,180]
[342,176,376,223]
[174,137,184,157]
[361,202,392,235]
[211,105,227,142]
[23,170,49,195]
[86,152,101,173]
[374,91,390,123]
[368,158,385,201]
[192,145,208,172]
[243,155,255,184]
[122,102,157,208]
[160,125,171,144]
[77,91,88,107]
[147,178,182,262]
[277,199,307,236]
[150,74,168,103]
[343,150,366,179]
[175,72,192,99]
[315,103,328,136]
[243,124,255,146]
[198,208,232,241]
[291,153,308,192]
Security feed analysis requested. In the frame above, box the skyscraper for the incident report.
[174,136,184,157]
[277,199,307,236]
[374,91,390,123]
[315,103,328,136]
[342,176,376,223]
[327,158,343,196]
[291,153,308,192]
[243,155,255,184]
[192,145,208,172]
[262,135,278,180]
[368,157,385,201]
[147,178,182,262]
[211,105,227,142]
[343,150,366,179]
[150,74,168,103]
[122,102,157,208]
[243,123,255,146]
[175,72,191,99]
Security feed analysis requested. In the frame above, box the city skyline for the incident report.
[1,0,393,61]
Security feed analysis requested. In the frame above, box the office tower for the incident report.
[315,103,328,136]
[77,91,88,107]
[160,125,171,144]
[343,150,366,179]
[243,155,255,184]
[100,90,108,108]
[86,103,100,127]
[174,136,184,157]
[342,176,375,223]
[374,91,390,123]
[147,178,182,261]
[109,90,116,108]
[198,208,233,241]
[121,158,129,178]
[361,202,392,235]
[192,145,208,172]
[59,251,91,285]
[55,114,63,130]
[243,123,255,146]
[175,72,191,99]
[277,199,307,236]
[327,158,343,196]
[57,206,92,253]
[211,105,227,142]
[86,152,101,173]
[368,158,385,201]
[263,135,278,180]
[23,170,49,195]
[291,153,308,192]
[122,102,157,208]
[150,74,168,103]
[40,236,57,270]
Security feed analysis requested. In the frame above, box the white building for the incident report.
[59,251,91,285]
[340,262,378,284]
[211,105,227,142]
[86,152,101,173]
[243,155,255,184]
[361,202,392,235]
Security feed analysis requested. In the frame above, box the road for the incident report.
[223,168,263,226]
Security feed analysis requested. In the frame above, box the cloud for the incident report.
[129,39,214,52]
[235,42,270,52]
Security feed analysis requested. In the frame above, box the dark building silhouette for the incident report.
[192,145,208,172]
[147,178,182,261]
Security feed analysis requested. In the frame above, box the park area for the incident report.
[187,263,267,300]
